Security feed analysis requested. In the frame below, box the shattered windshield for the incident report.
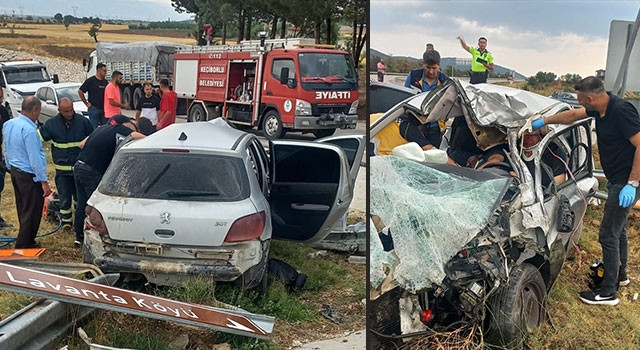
[370,156,511,293]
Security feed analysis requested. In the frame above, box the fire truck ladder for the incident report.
[177,40,288,54]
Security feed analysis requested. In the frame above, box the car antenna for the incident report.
[178,132,187,141]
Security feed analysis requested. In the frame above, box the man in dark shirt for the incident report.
[73,115,146,246]
[0,89,12,228]
[79,62,108,129]
[39,98,94,244]
[532,76,640,306]
[135,82,161,130]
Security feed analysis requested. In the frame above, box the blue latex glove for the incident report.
[531,118,546,131]
[619,184,636,208]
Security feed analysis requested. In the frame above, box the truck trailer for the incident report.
[83,41,187,110]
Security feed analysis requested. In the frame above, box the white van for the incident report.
[0,60,58,117]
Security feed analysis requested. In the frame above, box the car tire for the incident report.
[314,128,336,138]
[132,86,143,110]
[188,104,207,122]
[261,110,284,140]
[122,86,132,109]
[485,262,547,349]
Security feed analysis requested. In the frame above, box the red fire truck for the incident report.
[173,36,359,139]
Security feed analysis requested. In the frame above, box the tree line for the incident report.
[170,0,366,65]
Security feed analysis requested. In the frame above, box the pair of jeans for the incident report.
[88,106,106,129]
[598,183,640,295]
[73,161,103,242]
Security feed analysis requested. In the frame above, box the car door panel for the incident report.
[269,141,351,243]
[315,134,365,184]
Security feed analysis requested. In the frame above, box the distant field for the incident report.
[0,23,196,62]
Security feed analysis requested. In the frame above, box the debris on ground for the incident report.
[321,304,344,324]
[268,258,307,292]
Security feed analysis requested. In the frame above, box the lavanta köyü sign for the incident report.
[0,263,273,338]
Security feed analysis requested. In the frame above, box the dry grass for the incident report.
[0,23,195,62]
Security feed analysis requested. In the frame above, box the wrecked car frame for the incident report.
[369,79,598,348]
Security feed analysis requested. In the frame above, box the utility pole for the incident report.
[18,6,23,18]
[71,6,78,18]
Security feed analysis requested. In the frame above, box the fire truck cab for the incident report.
[173,37,359,139]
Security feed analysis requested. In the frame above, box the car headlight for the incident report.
[295,99,312,116]
[348,100,359,115]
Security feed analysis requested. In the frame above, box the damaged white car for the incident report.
[369,79,598,348]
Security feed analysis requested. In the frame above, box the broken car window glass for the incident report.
[370,156,510,293]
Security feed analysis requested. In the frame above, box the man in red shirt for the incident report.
[104,71,131,119]
[157,78,177,130]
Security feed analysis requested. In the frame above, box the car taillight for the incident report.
[85,205,109,235]
[224,211,266,242]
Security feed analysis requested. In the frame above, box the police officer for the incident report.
[457,35,494,84]
[39,98,93,239]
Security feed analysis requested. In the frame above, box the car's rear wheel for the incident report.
[485,263,547,349]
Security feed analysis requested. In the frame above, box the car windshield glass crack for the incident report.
[370,156,510,293]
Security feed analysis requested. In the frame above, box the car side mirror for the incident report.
[52,74,59,84]
[286,78,296,89]
[279,67,289,85]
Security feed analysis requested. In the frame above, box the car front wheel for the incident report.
[485,262,547,349]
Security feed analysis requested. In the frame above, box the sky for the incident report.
[0,0,193,22]
[371,0,640,78]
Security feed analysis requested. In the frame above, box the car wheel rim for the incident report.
[522,283,543,332]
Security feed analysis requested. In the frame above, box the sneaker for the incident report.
[73,240,82,248]
[578,290,619,305]
[619,269,630,287]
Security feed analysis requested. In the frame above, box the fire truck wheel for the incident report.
[188,104,207,122]
[314,129,336,138]
[262,110,284,140]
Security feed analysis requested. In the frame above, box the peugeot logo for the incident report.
[160,212,171,224]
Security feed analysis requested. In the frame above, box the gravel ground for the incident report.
[0,47,86,83]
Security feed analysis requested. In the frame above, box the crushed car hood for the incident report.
[370,156,511,293]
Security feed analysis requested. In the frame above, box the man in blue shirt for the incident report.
[401,50,450,149]
[3,96,52,248]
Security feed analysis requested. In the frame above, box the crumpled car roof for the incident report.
[405,79,571,129]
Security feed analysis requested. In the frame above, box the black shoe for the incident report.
[16,241,41,249]
[0,220,13,229]
[619,268,630,287]
[578,290,619,305]
[74,240,82,248]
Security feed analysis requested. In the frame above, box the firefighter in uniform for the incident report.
[38,98,94,233]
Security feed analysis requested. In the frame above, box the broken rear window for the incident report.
[99,152,250,202]
[370,156,511,293]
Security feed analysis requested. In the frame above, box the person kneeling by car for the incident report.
[72,115,152,248]
[530,76,640,306]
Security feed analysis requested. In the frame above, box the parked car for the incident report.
[82,118,364,291]
[549,91,581,109]
[36,83,88,125]
[369,79,598,348]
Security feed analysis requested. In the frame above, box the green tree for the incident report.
[63,15,73,30]
[54,13,63,23]
[88,18,102,42]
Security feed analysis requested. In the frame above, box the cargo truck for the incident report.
[83,41,187,110]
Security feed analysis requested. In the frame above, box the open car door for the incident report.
[269,140,354,243]
[315,134,365,184]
